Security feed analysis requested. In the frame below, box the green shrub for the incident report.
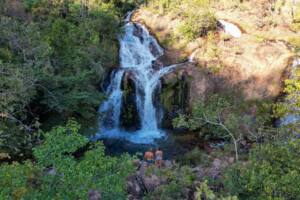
[0,0,129,156]
[224,138,300,200]
[23,0,41,11]
[177,11,217,41]
[195,180,238,200]
[179,147,209,166]
[288,36,300,52]
[145,165,196,200]
[0,121,134,199]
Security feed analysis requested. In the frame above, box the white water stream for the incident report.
[95,20,179,143]
[281,57,300,125]
[219,20,242,38]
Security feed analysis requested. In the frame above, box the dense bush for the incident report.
[147,0,217,41]
[173,94,274,161]
[0,0,139,157]
[145,165,196,200]
[224,138,300,200]
[0,121,134,199]
[177,11,217,41]
[179,147,209,166]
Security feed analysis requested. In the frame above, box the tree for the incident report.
[224,137,300,200]
[173,94,274,161]
[173,95,242,161]
[0,120,135,199]
[0,0,133,156]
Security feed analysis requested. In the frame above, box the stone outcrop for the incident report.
[132,7,296,103]
[127,157,236,200]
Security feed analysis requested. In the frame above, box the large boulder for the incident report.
[142,174,161,193]
[127,175,143,198]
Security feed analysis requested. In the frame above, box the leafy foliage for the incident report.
[273,71,300,133]
[146,0,217,41]
[173,95,241,139]
[145,165,196,200]
[195,180,238,200]
[0,0,140,156]
[177,10,217,41]
[173,95,275,161]
[0,121,134,199]
[224,138,300,200]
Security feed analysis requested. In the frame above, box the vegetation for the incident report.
[173,94,273,161]
[195,180,237,200]
[0,120,134,199]
[1,0,300,199]
[0,0,139,157]
[224,137,300,200]
[144,165,196,200]
[146,0,217,41]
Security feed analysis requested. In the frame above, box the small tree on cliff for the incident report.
[173,95,242,161]
[173,95,273,161]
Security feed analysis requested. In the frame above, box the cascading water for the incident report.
[95,19,179,144]
[281,57,300,125]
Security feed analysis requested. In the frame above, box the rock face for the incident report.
[160,65,190,128]
[127,160,175,199]
[120,71,141,131]
[127,175,143,198]
[127,158,235,199]
[132,8,295,104]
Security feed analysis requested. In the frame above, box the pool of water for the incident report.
[97,130,200,160]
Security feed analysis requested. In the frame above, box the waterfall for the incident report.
[281,57,300,125]
[95,21,179,144]
[99,70,125,129]
[218,20,242,38]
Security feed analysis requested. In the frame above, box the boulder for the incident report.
[88,190,101,200]
[127,176,143,198]
[162,160,173,168]
[142,174,161,192]
[212,158,222,169]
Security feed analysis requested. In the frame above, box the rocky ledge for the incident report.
[127,157,236,200]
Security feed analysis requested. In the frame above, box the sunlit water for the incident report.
[218,20,242,38]
[94,20,179,144]
[281,57,300,125]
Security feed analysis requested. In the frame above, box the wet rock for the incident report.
[132,159,142,168]
[207,158,230,178]
[212,158,222,169]
[127,176,143,198]
[120,72,141,130]
[163,160,173,168]
[88,190,101,200]
[127,194,141,200]
[160,67,190,128]
[152,60,163,70]
[195,168,207,180]
[182,187,193,200]
[45,167,56,176]
[133,24,144,39]
[191,166,203,173]
[149,40,161,57]
[142,174,161,192]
